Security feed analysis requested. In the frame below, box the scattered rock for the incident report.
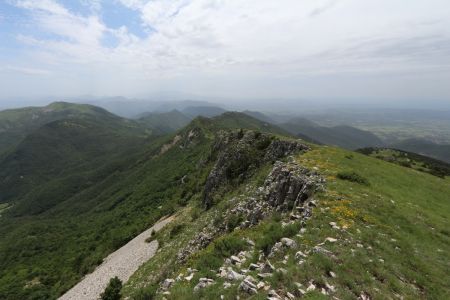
[161,278,175,290]
[262,260,275,273]
[325,237,338,243]
[193,278,214,291]
[231,255,241,264]
[257,273,273,279]
[313,246,334,257]
[268,289,282,299]
[295,251,307,259]
[239,278,258,295]
[227,270,244,281]
[257,281,266,289]
[307,281,316,291]
[281,238,297,248]
[286,292,296,300]
[329,222,340,229]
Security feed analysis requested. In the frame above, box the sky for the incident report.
[0,0,450,104]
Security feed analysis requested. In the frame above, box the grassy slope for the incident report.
[123,145,450,299]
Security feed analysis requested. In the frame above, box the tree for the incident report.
[100,276,122,300]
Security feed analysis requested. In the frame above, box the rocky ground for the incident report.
[58,216,174,300]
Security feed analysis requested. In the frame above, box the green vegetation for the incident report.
[0,108,289,299]
[101,277,122,300]
[358,147,450,177]
[336,170,370,185]
[1,102,449,300]
[123,146,449,300]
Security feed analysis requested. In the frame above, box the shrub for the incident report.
[169,224,185,238]
[194,235,247,272]
[226,214,244,232]
[214,235,247,257]
[257,220,302,255]
[100,277,122,300]
[132,284,158,300]
[337,171,369,185]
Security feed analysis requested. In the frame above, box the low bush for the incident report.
[100,277,122,300]
[169,224,185,239]
[194,235,247,272]
[337,171,369,185]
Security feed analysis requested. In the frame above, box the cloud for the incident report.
[309,0,339,17]
[4,0,450,99]
[1,65,51,75]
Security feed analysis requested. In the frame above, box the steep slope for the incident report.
[0,112,296,300]
[122,145,450,300]
[0,115,149,215]
[280,117,385,150]
[391,138,450,163]
[138,110,192,134]
[0,102,125,155]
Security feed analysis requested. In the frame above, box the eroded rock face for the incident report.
[264,140,309,162]
[228,161,324,227]
[262,161,321,210]
[203,130,309,208]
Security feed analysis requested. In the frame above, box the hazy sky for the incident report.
[0,0,450,102]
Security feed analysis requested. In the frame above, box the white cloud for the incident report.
[1,65,51,75]
[5,0,450,99]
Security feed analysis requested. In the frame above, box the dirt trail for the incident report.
[59,216,174,300]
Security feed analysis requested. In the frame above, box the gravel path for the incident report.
[59,216,174,300]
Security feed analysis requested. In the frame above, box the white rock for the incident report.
[281,237,297,248]
[325,237,338,243]
[185,273,194,281]
[161,278,175,290]
[307,282,316,291]
[295,251,307,259]
[328,271,337,278]
[227,270,244,281]
[249,263,261,270]
[231,255,241,264]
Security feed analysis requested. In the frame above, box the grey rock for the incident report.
[281,238,297,248]
[239,279,258,294]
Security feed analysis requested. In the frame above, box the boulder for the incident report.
[193,278,214,291]
[239,278,258,294]
[281,237,297,248]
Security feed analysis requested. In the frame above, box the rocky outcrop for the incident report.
[264,140,309,162]
[262,161,321,210]
[203,130,309,208]
[228,161,324,227]
[178,160,324,264]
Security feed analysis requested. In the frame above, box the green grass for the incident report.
[124,145,450,299]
